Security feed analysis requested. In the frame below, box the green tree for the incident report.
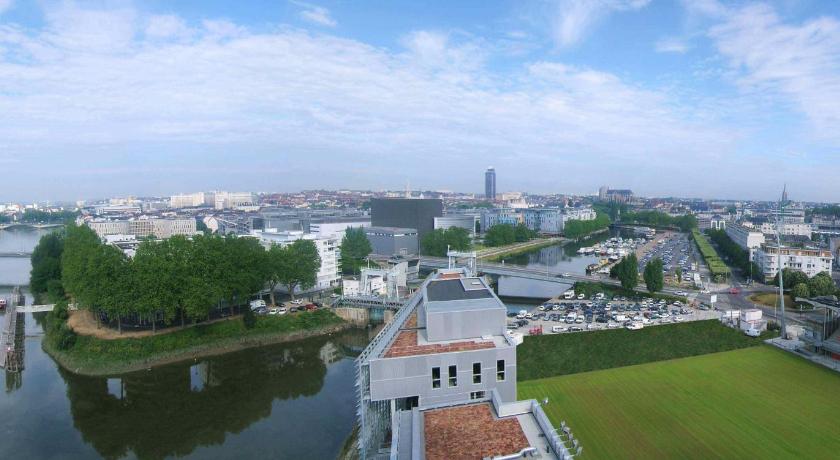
[643,258,664,293]
[807,272,835,297]
[30,232,65,298]
[444,227,472,251]
[792,282,811,300]
[616,254,639,290]
[514,223,535,242]
[484,224,517,247]
[61,224,104,308]
[340,227,372,274]
[675,267,683,283]
[421,229,448,257]
[563,213,611,239]
[276,239,321,300]
[772,268,808,290]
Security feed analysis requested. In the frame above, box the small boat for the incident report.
[0,299,6,311]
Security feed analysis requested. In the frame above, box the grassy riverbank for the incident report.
[44,309,348,376]
[482,238,561,262]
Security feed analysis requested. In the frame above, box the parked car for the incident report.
[745,328,761,337]
[249,299,266,311]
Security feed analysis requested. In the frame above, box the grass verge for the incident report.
[519,346,840,459]
[44,309,347,376]
[483,239,560,262]
[517,319,774,381]
[749,293,812,311]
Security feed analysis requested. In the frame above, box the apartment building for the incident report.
[252,230,340,291]
[170,192,215,209]
[356,269,572,459]
[87,218,197,239]
[725,224,766,252]
[752,244,833,280]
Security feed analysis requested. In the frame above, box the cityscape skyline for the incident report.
[2,0,840,202]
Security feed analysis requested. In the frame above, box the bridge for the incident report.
[332,295,403,310]
[0,223,64,231]
[0,304,25,372]
[0,251,32,258]
[17,304,57,313]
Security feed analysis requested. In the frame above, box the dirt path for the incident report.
[67,309,239,340]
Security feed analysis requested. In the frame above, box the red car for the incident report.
[729,287,740,295]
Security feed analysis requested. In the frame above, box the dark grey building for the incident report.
[485,166,496,200]
[365,226,419,256]
[370,198,442,240]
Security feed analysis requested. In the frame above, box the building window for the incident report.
[496,360,505,381]
[470,391,485,400]
[432,367,441,389]
[448,365,457,387]
[472,362,481,384]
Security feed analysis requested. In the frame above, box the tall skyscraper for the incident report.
[485,167,496,201]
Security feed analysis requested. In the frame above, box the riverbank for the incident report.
[482,238,562,262]
[44,309,351,376]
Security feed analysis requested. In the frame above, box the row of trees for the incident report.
[1,209,79,224]
[773,269,837,299]
[421,227,472,257]
[621,211,697,232]
[34,225,321,332]
[563,213,611,239]
[705,229,763,282]
[643,258,664,293]
[484,223,537,247]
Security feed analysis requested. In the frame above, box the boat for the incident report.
[0,299,6,311]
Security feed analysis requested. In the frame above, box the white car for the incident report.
[249,299,266,310]
[745,328,761,337]
[277,307,288,315]
[626,322,644,330]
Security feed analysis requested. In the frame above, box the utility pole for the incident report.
[776,186,787,339]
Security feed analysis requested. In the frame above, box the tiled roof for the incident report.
[383,330,495,358]
[424,403,530,460]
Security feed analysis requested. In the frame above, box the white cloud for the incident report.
[292,1,336,28]
[655,37,688,54]
[708,3,840,140]
[145,14,193,40]
[552,0,650,47]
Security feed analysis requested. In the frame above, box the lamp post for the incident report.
[776,189,787,339]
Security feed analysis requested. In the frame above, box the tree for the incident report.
[61,224,104,308]
[444,227,471,251]
[643,258,664,293]
[792,282,811,300]
[276,239,321,300]
[514,223,535,242]
[340,227,372,274]
[807,272,836,297]
[616,254,639,290]
[772,268,808,290]
[484,224,517,247]
[563,213,611,239]
[675,267,683,283]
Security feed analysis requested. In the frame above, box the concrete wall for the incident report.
[368,346,517,407]
[426,308,506,342]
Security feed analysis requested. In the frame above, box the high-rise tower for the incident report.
[484,167,496,201]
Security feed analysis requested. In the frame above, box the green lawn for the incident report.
[520,346,840,459]
[517,320,773,381]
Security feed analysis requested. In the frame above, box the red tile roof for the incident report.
[383,330,495,358]
[424,403,530,460]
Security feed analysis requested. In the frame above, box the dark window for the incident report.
[448,365,457,387]
[470,391,485,400]
[496,360,505,381]
[432,367,441,389]
[472,362,482,384]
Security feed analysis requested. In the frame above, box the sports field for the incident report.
[519,346,840,459]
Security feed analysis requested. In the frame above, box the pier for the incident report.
[0,304,25,372]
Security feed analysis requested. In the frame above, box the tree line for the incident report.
[1,209,79,224]
[621,210,697,232]
[773,269,838,299]
[484,223,537,247]
[705,229,763,282]
[421,227,472,256]
[32,224,321,332]
[564,212,611,239]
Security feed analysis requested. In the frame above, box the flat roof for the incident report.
[382,330,496,358]
[423,403,530,460]
[426,278,493,302]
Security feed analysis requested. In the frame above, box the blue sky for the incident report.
[1,0,840,202]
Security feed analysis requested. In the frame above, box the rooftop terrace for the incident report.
[423,403,530,460]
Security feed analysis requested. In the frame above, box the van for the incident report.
[745,328,761,337]
[565,312,577,323]
[564,290,575,300]
[249,299,266,310]
[517,309,527,319]
[551,325,566,333]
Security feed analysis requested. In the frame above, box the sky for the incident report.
[1,0,840,202]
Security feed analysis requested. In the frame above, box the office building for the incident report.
[170,192,215,209]
[370,198,442,240]
[252,230,340,291]
[86,218,197,239]
[309,217,371,238]
[214,191,255,210]
[434,215,478,237]
[485,167,496,200]
[355,268,572,459]
[365,226,419,256]
[480,208,520,232]
[752,244,833,280]
[725,224,765,252]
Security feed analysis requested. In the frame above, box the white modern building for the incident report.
[752,244,833,280]
[725,224,766,252]
[309,219,370,239]
[434,215,478,237]
[170,192,216,209]
[757,221,813,239]
[214,191,255,210]
[253,229,340,292]
[86,218,197,240]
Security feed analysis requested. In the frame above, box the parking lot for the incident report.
[639,232,702,288]
[507,293,719,335]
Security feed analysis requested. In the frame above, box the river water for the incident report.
[0,227,367,460]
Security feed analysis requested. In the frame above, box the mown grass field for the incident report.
[517,320,772,381]
[520,346,840,459]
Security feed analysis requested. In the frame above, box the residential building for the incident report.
[480,208,521,231]
[484,167,496,200]
[365,226,419,256]
[370,198,442,240]
[214,191,255,210]
[170,192,215,209]
[710,214,726,230]
[523,208,563,234]
[757,221,813,238]
[355,269,571,459]
[752,244,833,280]
[252,230,340,291]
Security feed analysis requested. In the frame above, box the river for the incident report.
[0,227,367,460]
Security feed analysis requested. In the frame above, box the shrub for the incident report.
[242,307,256,329]
[55,323,77,350]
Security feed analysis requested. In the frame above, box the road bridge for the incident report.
[0,252,32,258]
[0,223,64,231]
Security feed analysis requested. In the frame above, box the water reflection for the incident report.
[56,328,368,460]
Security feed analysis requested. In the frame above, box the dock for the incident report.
[0,303,25,372]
